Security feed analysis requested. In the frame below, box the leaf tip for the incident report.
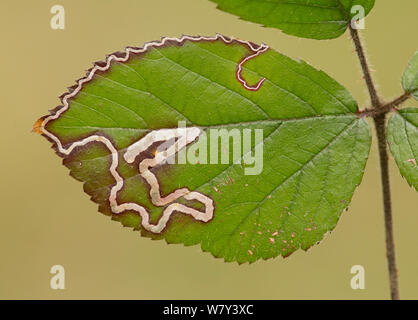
[32,117,44,134]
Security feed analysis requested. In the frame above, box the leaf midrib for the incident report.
[58,109,357,133]
[75,114,356,166]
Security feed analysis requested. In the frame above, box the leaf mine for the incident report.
[36,35,371,263]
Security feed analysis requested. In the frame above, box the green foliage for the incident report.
[387,108,418,190]
[210,0,375,39]
[402,52,418,100]
[41,38,372,262]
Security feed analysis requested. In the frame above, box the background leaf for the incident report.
[38,36,371,263]
[402,52,418,100]
[209,0,375,39]
[387,107,418,190]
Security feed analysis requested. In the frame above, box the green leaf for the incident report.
[402,52,418,100]
[210,0,375,39]
[36,36,371,263]
[387,107,418,190]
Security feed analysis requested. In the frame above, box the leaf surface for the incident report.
[210,0,375,39]
[402,52,418,100]
[37,36,371,262]
[387,107,418,190]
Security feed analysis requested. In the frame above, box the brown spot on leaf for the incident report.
[407,158,417,167]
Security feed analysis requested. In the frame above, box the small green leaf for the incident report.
[402,52,418,100]
[210,0,375,39]
[387,107,418,190]
[37,36,371,263]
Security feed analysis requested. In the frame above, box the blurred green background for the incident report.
[0,0,417,299]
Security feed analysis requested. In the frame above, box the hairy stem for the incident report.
[385,92,412,109]
[349,25,381,108]
[359,92,411,117]
[374,114,400,300]
[349,25,400,300]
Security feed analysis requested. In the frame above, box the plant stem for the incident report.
[349,26,381,108]
[374,114,400,300]
[349,25,400,300]
[385,92,411,109]
[359,92,411,117]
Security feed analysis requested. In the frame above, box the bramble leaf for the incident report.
[402,52,418,100]
[209,0,375,39]
[387,108,418,191]
[37,36,371,263]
